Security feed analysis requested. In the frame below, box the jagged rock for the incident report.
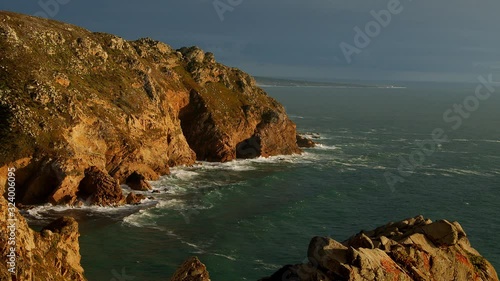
[0,167,86,280]
[308,237,350,277]
[125,192,146,205]
[77,166,125,206]
[125,171,152,191]
[170,257,211,281]
[0,11,300,206]
[297,134,316,148]
[179,46,206,64]
[260,216,499,281]
[347,233,375,249]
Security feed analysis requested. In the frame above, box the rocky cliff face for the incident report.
[260,215,499,281]
[0,11,300,206]
[0,170,85,280]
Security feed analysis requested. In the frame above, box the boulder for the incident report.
[77,166,125,206]
[170,257,211,281]
[125,192,146,205]
[421,219,459,246]
[179,46,205,63]
[308,236,350,277]
[296,134,316,148]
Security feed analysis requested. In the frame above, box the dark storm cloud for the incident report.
[1,0,500,82]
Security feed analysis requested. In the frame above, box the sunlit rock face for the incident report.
[0,11,300,207]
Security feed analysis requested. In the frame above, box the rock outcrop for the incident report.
[77,166,125,206]
[0,11,301,206]
[297,134,316,148]
[260,215,499,281]
[125,192,146,205]
[170,256,211,281]
[0,170,86,280]
[177,46,301,162]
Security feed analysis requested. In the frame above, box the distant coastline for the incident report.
[254,76,406,89]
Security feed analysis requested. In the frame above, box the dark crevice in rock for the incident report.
[236,136,261,159]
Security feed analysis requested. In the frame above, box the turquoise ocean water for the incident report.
[27,83,500,280]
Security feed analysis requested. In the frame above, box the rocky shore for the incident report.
[167,216,499,281]
[0,11,306,280]
[0,11,497,281]
[0,180,85,280]
[259,215,499,281]
[0,10,301,208]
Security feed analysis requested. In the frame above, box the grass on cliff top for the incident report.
[173,65,201,92]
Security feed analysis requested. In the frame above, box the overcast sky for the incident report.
[2,0,500,82]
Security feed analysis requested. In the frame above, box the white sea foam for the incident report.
[482,140,500,144]
[371,165,388,170]
[156,199,185,209]
[250,153,319,164]
[314,144,338,150]
[192,152,318,168]
[123,209,159,228]
[211,253,237,261]
[180,240,208,254]
[376,86,407,89]
[300,132,331,140]
[448,139,500,144]
[360,129,379,134]
[254,259,281,270]
[424,167,494,177]
[122,197,216,228]
[198,161,257,171]
[169,169,201,180]
[26,201,150,219]
[391,138,409,143]
[124,199,192,230]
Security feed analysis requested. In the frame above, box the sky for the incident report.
[1,0,500,83]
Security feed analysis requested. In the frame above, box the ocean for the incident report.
[26,82,500,280]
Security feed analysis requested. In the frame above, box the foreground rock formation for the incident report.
[170,256,211,281]
[260,215,499,281]
[0,172,85,280]
[296,134,316,148]
[0,11,301,207]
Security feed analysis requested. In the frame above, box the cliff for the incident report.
[260,215,499,281]
[0,11,301,207]
[0,170,85,280]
